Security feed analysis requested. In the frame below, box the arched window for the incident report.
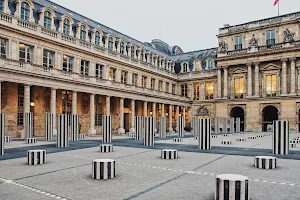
[95,31,100,46]
[80,25,86,41]
[44,11,51,28]
[108,37,113,51]
[131,46,135,58]
[120,42,124,54]
[63,18,70,35]
[21,2,30,21]
[207,59,215,70]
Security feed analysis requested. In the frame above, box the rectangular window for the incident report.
[235,36,242,50]
[95,64,104,79]
[121,71,128,84]
[19,43,34,63]
[80,60,89,76]
[142,76,147,88]
[181,84,188,97]
[0,0,4,12]
[165,82,169,93]
[194,83,200,100]
[0,37,8,58]
[234,78,244,98]
[266,30,275,46]
[17,85,24,126]
[109,68,116,81]
[158,80,163,91]
[151,78,155,90]
[95,96,102,126]
[266,74,277,97]
[172,84,176,95]
[132,73,138,86]
[205,82,214,100]
[43,49,55,68]
[63,55,74,72]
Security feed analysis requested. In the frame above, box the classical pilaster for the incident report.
[161,104,165,117]
[254,62,260,97]
[290,58,296,95]
[247,63,252,97]
[72,91,77,114]
[169,105,173,132]
[118,98,125,134]
[0,82,2,114]
[217,68,222,98]
[50,88,57,136]
[106,96,110,116]
[183,106,186,127]
[175,106,179,131]
[223,67,228,99]
[24,85,30,113]
[281,59,288,96]
[89,94,96,135]
[144,101,148,117]
[129,99,135,133]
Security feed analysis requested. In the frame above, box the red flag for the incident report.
[274,0,279,6]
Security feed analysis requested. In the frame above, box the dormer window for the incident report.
[63,18,70,35]
[140,50,144,61]
[235,36,242,50]
[195,60,201,71]
[21,2,30,21]
[102,37,106,47]
[108,37,113,51]
[44,11,51,28]
[182,62,189,73]
[266,30,275,46]
[0,0,4,12]
[207,59,215,70]
[95,31,100,46]
[131,46,135,58]
[120,42,124,54]
[80,25,86,41]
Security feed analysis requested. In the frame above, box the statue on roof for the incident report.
[284,28,295,43]
[249,34,258,47]
[219,40,228,53]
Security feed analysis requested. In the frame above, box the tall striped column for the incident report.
[159,116,166,138]
[0,113,4,155]
[236,117,241,133]
[45,113,54,141]
[214,118,219,134]
[230,117,234,133]
[197,118,211,150]
[193,117,198,137]
[144,117,154,146]
[273,120,289,155]
[71,114,79,141]
[57,114,69,148]
[102,115,112,143]
[178,116,184,137]
[135,116,143,140]
[223,118,227,134]
[24,112,33,139]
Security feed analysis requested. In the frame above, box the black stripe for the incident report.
[235,181,241,200]
[278,121,281,154]
[37,152,41,164]
[31,152,34,165]
[224,180,229,200]
[100,162,104,179]
[273,121,276,154]
[269,159,272,169]
[108,162,111,179]
[245,180,249,200]
[216,178,219,200]
[262,158,266,169]
[93,161,97,179]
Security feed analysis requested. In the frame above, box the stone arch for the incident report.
[229,106,245,131]
[261,105,279,132]
[195,106,210,118]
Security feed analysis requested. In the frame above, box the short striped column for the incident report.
[236,117,241,133]
[178,116,184,137]
[0,113,4,155]
[212,135,218,138]
[57,114,69,148]
[173,138,182,142]
[273,120,289,155]
[71,114,79,142]
[290,143,296,148]
[254,156,277,169]
[99,144,113,153]
[27,150,47,165]
[129,132,135,138]
[4,136,11,143]
[237,138,246,142]
[221,140,232,145]
[135,116,143,140]
[161,149,178,160]
[102,115,112,143]
[257,135,264,138]
[159,116,166,138]
[196,118,211,150]
[45,113,54,141]
[216,174,249,200]
[214,118,219,134]
[26,138,36,144]
[92,159,115,180]
[144,117,154,146]
[79,134,85,140]
[248,136,257,140]
[230,117,234,133]
[24,112,33,139]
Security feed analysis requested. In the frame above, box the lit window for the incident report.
[207,59,215,70]
[43,49,55,68]
[19,43,34,63]
[62,55,74,72]
[121,71,128,84]
[266,74,277,97]
[20,2,30,21]
[95,64,104,79]
[131,46,135,58]
[109,68,116,81]
[172,84,176,95]
[132,73,138,86]
[151,78,155,90]
[181,84,188,97]
[0,0,4,12]
[205,82,214,100]
[159,80,163,91]
[165,82,169,93]
[234,78,244,98]
[95,31,101,46]
[142,76,147,88]
[194,83,200,100]
[44,11,52,28]
[120,42,124,54]
[195,60,201,71]
[235,36,242,50]
[63,18,70,35]
[108,37,113,51]
[80,25,86,41]
[0,37,8,58]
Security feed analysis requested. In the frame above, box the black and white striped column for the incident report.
[26,138,36,144]
[178,116,184,137]
[135,116,143,140]
[216,174,249,200]
[27,150,47,165]
[0,113,4,156]
[273,120,289,155]
[4,136,11,143]
[79,134,85,140]
[102,115,112,143]
[195,118,211,150]
[92,159,115,180]
[230,117,234,133]
[236,117,241,133]
[24,112,33,139]
[57,114,69,148]
[45,113,54,141]
[223,118,228,134]
[221,140,232,145]
[254,156,277,169]
[144,117,154,146]
[173,138,182,142]
[159,116,166,138]
[71,114,79,142]
[161,149,178,160]
[99,144,113,153]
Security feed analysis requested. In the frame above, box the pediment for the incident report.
[229,68,247,74]
[261,63,281,71]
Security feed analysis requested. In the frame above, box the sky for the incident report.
[50,0,300,53]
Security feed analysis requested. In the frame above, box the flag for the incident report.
[273,0,279,6]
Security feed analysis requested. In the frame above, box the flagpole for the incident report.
[278,0,280,16]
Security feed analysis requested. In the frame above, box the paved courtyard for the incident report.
[1,132,300,200]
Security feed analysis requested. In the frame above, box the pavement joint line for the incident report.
[0,177,73,200]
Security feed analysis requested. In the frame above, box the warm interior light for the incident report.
[30,102,35,107]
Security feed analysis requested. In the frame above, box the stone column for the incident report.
[106,96,110,116]
[50,88,57,136]
[144,101,148,117]
[152,102,157,132]
[169,105,173,132]
[223,67,228,98]
[24,85,30,114]
[217,68,222,98]
[247,63,252,97]
[72,91,77,114]
[175,106,179,131]
[161,104,165,117]
[281,59,287,96]
[129,99,135,133]
[0,82,2,113]
[118,98,125,134]
[183,106,186,127]
[89,94,96,135]
[290,58,296,95]
[254,62,260,97]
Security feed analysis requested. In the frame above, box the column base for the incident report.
[88,129,96,136]
[168,127,173,132]
[129,128,135,133]
[222,97,228,100]
[288,93,297,96]
[253,95,260,98]
[246,96,253,98]
[53,129,57,137]
[280,93,288,96]
[175,127,179,132]
[118,128,125,135]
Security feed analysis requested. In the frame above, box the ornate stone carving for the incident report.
[81,94,90,114]
[283,28,295,43]
[249,34,258,47]
[219,40,228,53]
[44,89,51,113]
[195,106,210,116]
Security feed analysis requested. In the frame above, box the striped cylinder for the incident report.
[237,138,246,142]
[0,113,4,155]
[159,116,166,138]
[254,156,277,169]
[99,144,113,153]
[71,114,79,142]
[273,120,289,155]
[79,134,85,140]
[257,135,264,138]
[212,135,218,138]
[129,132,135,138]
[92,159,115,180]
[135,116,143,140]
[230,117,235,133]
[45,113,54,141]
[290,140,299,144]
[27,150,47,165]
[248,136,256,140]
[223,134,228,137]
[194,136,198,140]
[144,117,154,146]
[223,118,228,134]
[214,118,219,134]
[178,116,184,137]
[290,143,296,148]
[195,118,211,150]
[221,140,232,145]
[173,138,182,142]
[236,118,241,133]
[24,112,33,139]
[102,115,112,143]
[57,114,69,148]
[216,174,249,200]
[161,149,178,160]
[4,136,11,143]
[26,138,36,144]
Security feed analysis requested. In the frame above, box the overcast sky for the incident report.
[51,0,300,53]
